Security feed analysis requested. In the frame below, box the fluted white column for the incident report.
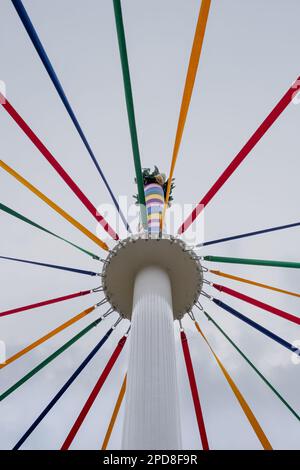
[122,266,182,450]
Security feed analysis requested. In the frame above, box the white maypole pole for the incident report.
[122,265,182,449]
[122,179,182,449]
[102,171,202,450]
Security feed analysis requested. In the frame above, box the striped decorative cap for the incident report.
[144,183,164,234]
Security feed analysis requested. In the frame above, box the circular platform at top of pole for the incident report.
[102,234,203,320]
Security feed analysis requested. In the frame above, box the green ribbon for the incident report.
[204,255,300,269]
[201,310,300,422]
[0,202,100,260]
[113,0,147,228]
[0,316,102,401]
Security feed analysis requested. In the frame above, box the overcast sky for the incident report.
[0,0,299,450]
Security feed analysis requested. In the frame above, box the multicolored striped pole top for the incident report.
[144,183,164,234]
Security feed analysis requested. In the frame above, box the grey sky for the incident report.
[0,0,299,449]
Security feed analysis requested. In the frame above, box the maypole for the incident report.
[102,167,203,449]
[4,0,299,452]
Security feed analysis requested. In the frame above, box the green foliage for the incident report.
[133,166,175,205]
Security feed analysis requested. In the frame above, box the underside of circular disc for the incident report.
[102,234,203,320]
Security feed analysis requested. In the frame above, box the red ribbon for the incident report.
[61,335,127,450]
[178,77,300,234]
[213,283,300,326]
[180,330,209,450]
[0,290,91,318]
[0,93,119,240]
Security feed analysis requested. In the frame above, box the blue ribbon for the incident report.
[213,298,299,355]
[13,327,114,449]
[0,255,99,277]
[199,222,300,247]
[11,0,131,233]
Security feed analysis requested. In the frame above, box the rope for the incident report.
[164,0,211,215]
[201,310,300,422]
[12,324,115,449]
[198,221,300,247]
[61,334,127,450]
[0,93,119,240]
[0,255,99,276]
[0,289,92,318]
[210,270,300,299]
[11,0,131,233]
[0,305,96,369]
[101,374,127,450]
[180,329,209,450]
[113,0,147,228]
[204,255,300,269]
[1,316,114,404]
[213,298,299,356]
[193,320,272,449]
[0,160,108,251]
[178,76,300,234]
[213,283,300,326]
[0,202,101,260]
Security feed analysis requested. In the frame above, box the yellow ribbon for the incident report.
[101,374,127,450]
[163,0,211,223]
[210,269,300,299]
[0,160,108,251]
[0,306,95,369]
[194,320,272,450]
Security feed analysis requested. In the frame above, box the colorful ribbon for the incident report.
[61,334,127,450]
[213,283,300,326]
[204,255,300,269]
[0,93,119,240]
[0,255,99,276]
[210,270,300,299]
[101,374,127,450]
[201,310,300,422]
[213,298,299,355]
[180,330,209,450]
[0,315,106,403]
[0,160,108,251]
[113,0,147,228]
[194,320,272,450]
[0,289,92,318]
[11,0,131,233]
[198,221,300,247]
[0,305,96,369]
[164,0,211,216]
[0,202,100,259]
[178,76,300,234]
[13,326,115,449]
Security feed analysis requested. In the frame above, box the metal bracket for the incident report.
[92,286,104,293]
[201,290,213,301]
[95,298,108,308]
[113,315,123,329]
[187,310,195,321]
